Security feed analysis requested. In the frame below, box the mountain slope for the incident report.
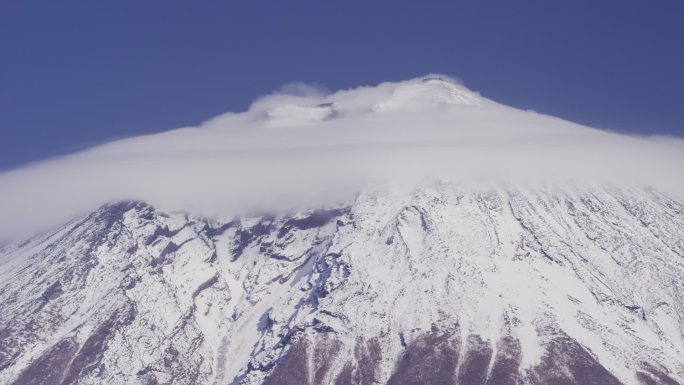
[1,183,683,385]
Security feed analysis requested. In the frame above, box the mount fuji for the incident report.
[0,77,683,385]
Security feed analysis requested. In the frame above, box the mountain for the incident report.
[1,182,683,385]
[1,76,683,385]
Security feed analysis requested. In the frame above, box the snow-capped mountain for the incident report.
[1,77,683,385]
[1,183,683,385]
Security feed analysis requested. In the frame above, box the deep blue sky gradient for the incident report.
[1,1,683,170]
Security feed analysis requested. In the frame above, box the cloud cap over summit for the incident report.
[1,75,682,240]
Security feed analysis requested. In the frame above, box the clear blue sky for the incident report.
[1,1,683,170]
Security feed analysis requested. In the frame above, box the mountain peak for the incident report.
[253,75,484,127]
[372,75,483,112]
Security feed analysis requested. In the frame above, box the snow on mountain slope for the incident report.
[1,182,683,385]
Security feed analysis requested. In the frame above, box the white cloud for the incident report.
[0,75,682,240]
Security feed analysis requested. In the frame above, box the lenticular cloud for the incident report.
[0,75,683,240]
